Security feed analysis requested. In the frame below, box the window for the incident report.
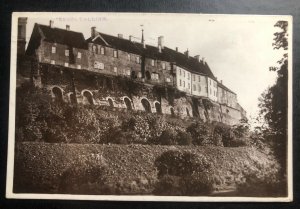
[188,83,190,89]
[193,84,196,91]
[179,69,181,76]
[193,74,195,81]
[183,71,185,77]
[77,65,81,69]
[77,52,81,59]
[92,45,97,53]
[151,59,155,66]
[100,47,105,55]
[162,62,166,69]
[126,69,131,76]
[188,73,190,80]
[136,56,140,64]
[166,77,171,82]
[113,67,117,73]
[198,75,201,82]
[127,53,131,61]
[64,62,69,67]
[210,88,212,94]
[113,50,118,58]
[179,79,182,86]
[50,60,55,65]
[51,46,56,53]
[138,72,142,78]
[198,84,201,92]
[94,61,104,70]
[183,81,185,87]
[152,73,159,80]
[65,50,69,57]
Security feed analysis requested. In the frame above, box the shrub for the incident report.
[59,154,111,194]
[154,150,213,195]
[157,128,177,145]
[176,131,193,145]
[186,122,213,146]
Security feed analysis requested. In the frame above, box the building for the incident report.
[21,20,246,125]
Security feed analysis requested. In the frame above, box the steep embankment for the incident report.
[13,142,278,195]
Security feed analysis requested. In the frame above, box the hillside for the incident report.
[13,142,279,195]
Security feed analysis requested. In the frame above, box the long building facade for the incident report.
[19,20,246,125]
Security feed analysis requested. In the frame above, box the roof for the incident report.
[26,23,87,55]
[217,82,236,94]
[87,32,216,80]
[38,24,87,49]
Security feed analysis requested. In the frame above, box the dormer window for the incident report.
[136,56,140,64]
[100,47,105,55]
[51,46,56,54]
[65,50,69,57]
[113,50,118,58]
[151,59,155,66]
[77,52,81,59]
[92,45,97,53]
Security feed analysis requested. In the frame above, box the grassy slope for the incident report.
[14,142,277,195]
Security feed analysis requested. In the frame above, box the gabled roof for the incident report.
[217,82,236,94]
[26,23,87,56]
[87,32,217,80]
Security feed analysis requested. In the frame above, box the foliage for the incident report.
[59,153,111,194]
[154,150,213,195]
[186,121,213,146]
[257,20,288,180]
[176,130,193,145]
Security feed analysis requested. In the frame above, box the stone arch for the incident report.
[67,92,77,104]
[170,107,175,116]
[141,98,152,113]
[123,96,132,111]
[52,86,64,103]
[145,71,151,80]
[107,97,114,108]
[82,90,94,105]
[154,101,162,114]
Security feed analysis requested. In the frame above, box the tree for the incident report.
[258,20,288,179]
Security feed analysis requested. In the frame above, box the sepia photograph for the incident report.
[6,12,292,201]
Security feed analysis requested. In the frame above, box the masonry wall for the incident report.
[37,41,89,70]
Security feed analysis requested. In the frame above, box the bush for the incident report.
[59,154,111,194]
[186,122,213,146]
[157,129,177,145]
[154,150,213,195]
[176,131,193,145]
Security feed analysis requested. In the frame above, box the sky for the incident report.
[21,13,288,120]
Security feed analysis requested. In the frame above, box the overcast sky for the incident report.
[21,13,288,120]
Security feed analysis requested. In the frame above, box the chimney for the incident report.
[194,55,200,62]
[184,49,189,58]
[175,47,178,52]
[202,57,206,64]
[49,20,54,28]
[66,25,70,31]
[17,17,27,56]
[118,34,123,39]
[220,80,223,84]
[158,36,164,49]
[129,35,133,41]
[91,26,96,38]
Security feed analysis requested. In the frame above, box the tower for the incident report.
[17,17,27,56]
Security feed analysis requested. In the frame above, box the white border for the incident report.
[6,12,293,202]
